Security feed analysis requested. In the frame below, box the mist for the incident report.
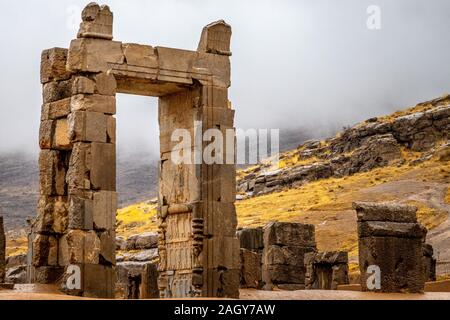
[1,0,449,156]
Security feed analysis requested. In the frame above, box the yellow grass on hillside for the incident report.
[116,202,158,238]
[5,236,28,257]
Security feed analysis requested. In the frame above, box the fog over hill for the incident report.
[0,127,317,230]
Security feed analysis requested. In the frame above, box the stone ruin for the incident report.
[262,222,317,291]
[237,227,264,289]
[116,262,159,299]
[31,3,239,298]
[304,251,349,290]
[423,243,437,282]
[354,202,429,293]
[0,216,5,284]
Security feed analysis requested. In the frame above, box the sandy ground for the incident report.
[2,285,450,300]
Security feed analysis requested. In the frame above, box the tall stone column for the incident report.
[157,21,240,298]
[33,46,73,284]
[35,3,118,298]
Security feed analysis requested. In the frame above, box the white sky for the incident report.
[1,0,449,155]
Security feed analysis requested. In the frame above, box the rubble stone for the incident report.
[304,251,349,290]
[262,222,316,290]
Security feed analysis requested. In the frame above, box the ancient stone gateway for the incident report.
[32,3,239,298]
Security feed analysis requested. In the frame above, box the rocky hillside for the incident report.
[237,95,450,197]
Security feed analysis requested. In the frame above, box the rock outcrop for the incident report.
[238,96,450,197]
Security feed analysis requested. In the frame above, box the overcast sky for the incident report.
[1,0,449,155]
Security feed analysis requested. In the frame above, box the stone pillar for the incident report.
[156,21,239,299]
[34,3,118,298]
[237,228,264,289]
[423,243,436,282]
[262,222,317,291]
[354,202,427,293]
[304,251,349,290]
[0,216,5,283]
[33,46,73,285]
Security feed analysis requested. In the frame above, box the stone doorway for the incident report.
[31,3,239,299]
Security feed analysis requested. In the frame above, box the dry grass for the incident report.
[5,236,28,257]
[116,202,158,238]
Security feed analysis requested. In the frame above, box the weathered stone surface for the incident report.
[42,79,72,103]
[353,202,418,223]
[68,111,108,142]
[33,266,64,284]
[262,222,317,290]
[72,76,95,94]
[59,230,100,265]
[264,222,316,247]
[355,201,427,293]
[99,231,115,265]
[36,196,68,234]
[41,48,71,84]
[68,195,93,230]
[116,249,158,263]
[66,142,91,192]
[0,216,5,283]
[92,191,117,230]
[116,261,158,299]
[67,38,124,73]
[197,20,232,56]
[90,142,116,190]
[53,118,71,150]
[78,3,113,40]
[41,98,71,121]
[123,43,158,68]
[32,234,58,267]
[304,251,349,290]
[423,243,436,282]
[82,264,116,298]
[133,232,158,250]
[358,221,427,239]
[240,248,261,289]
[94,72,117,96]
[39,150,68,196]
[6,254,27,269]
[359,236,425,293]
[71,94,116,115]
[237,227,263,251]
[39,120,54,150]
[5,265,27,284]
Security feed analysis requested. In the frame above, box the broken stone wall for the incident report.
[237,228,263,289]
[304,251,349,290]
[354,202,427,293]
[262,222,317,290]
[116,262,159,299]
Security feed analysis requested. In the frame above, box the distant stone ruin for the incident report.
[0,216,5,283]
[237,227,264,289]
[354,202,428,293]
[304,251,349,290]
[262,222,317,290]
[32,3,238,298]
[423,243,437,282]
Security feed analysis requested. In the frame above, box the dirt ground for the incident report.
[2,285,450,300]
